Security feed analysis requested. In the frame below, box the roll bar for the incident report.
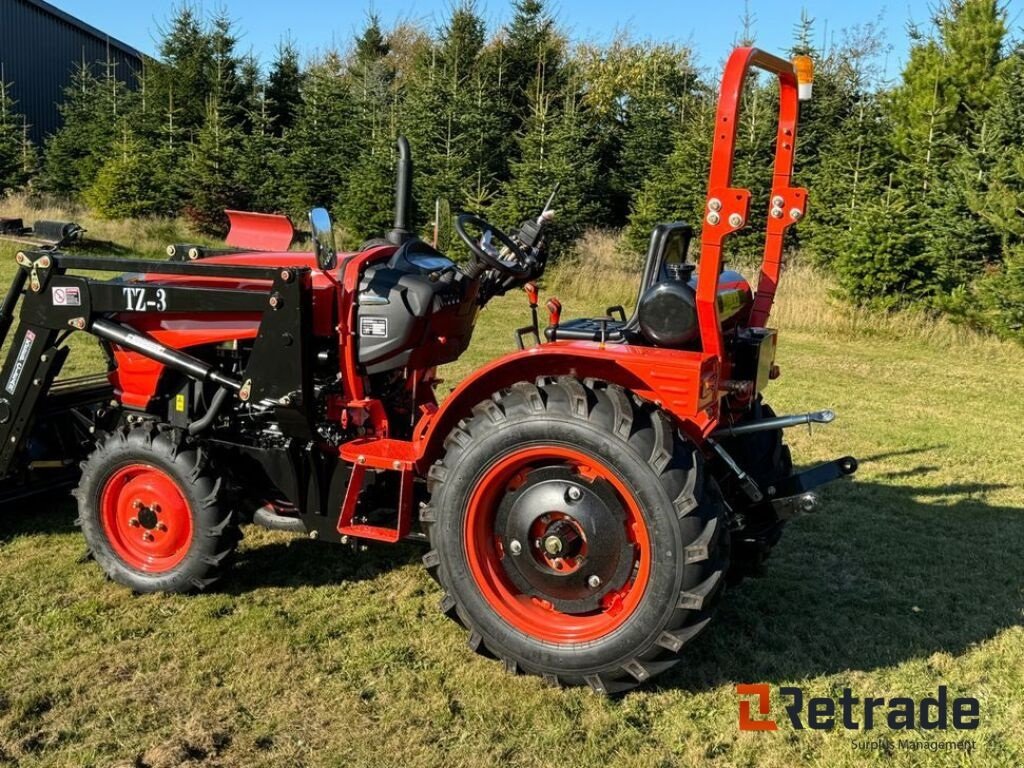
[696,47,807,364]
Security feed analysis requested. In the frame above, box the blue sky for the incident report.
[56,0,1024,79]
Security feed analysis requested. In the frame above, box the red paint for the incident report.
[413,341,719,472]
[225,210,295,251]
[698,47,806,365]
[463,446,650,643]
[100,464,193,573]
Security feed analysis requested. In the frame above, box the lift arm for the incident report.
[0,250,315,478]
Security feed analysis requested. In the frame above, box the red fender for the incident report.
[411,340,721,471]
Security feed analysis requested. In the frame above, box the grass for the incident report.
[0,213,1022,767]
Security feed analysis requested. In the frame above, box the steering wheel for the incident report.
[456,213,532,279]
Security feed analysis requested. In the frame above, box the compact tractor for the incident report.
[0,48,854,693]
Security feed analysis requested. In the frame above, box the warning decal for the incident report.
[52,286,81,306]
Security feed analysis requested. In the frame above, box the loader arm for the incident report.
[0,251,315,479]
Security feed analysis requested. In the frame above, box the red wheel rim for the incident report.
[100,463,194,573]
[465,446,651,643]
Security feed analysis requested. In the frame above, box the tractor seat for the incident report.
[543,314,633,343]
[542,222,695,344]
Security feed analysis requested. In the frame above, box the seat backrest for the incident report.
[624,222,694,328]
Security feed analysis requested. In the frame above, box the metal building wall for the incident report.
[0,0,142,145]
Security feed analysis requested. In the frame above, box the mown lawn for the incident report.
[0,221,1022,767]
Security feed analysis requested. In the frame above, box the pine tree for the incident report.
[625,95,714,253]
[338,15,400,240]
[85,124,161,218]
[184,98,243,234]
[152,5,215,138]
[0,72,33,193]
[41,62,128,196]
[283,51,355,215]
[266,39,303,138]
[494,73,600,243]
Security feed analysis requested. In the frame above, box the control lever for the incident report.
[546,298,562,342]
[525,282,539,335]
[514,282,542,351]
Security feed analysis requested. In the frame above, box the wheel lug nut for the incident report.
[156,523,168,532]
[587,575,602,589]
[128,518,140,527]
[142,532,154,542]
[132,500,143,510]
[508,539,522,556]
[566,486,582,502]
[152,504,161,514]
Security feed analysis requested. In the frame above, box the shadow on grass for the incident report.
[223,536,424,593]
[654,471,1024,692]
[0,494,77,542]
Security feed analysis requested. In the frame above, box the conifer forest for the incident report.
[1,0,1023,341]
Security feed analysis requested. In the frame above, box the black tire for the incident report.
[720,400,792,490]
[74,425,240,593]
[422,378,727,694]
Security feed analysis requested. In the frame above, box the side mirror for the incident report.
[309,207,337,270]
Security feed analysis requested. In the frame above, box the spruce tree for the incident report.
[402,3,491,232]
[283,51,355,214]
[625,95,715,253]
[85,125,160,218]
[494,73,600,243]
[338,15,400,240]
[0,73,33,193]
[152,5,215,138]
[184,98,243,234]
[266,39,303,138]
[41,62,127,196]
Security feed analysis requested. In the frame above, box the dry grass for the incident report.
[0,210,1022,767]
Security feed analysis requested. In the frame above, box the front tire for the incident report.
[422,378,727,694]
[75,426,239,593]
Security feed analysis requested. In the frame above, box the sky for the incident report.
[54,0,1024,79]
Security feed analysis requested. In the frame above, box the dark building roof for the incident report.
[0,0,143,145]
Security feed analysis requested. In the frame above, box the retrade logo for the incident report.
[736,684,980,732]
[736,684,778,731]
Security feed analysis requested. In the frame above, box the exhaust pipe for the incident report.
[387,136,413,245]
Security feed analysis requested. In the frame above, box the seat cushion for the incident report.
[544,317,628,342]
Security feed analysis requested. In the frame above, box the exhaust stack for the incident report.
[388,136,413,245]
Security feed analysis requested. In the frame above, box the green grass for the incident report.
[0,218,1022,767]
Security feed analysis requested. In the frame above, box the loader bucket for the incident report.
[224,210,295,252]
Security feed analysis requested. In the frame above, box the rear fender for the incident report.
[414,341,720,470]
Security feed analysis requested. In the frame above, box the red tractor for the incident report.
[0,48,854,693]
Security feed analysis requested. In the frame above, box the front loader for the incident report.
[0,48,855,693]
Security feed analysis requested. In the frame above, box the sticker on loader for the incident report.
[5,330,35,395]
[51,286,81,307]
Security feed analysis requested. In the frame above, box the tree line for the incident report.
[0,0,1022,342]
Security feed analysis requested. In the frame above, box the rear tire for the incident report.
[75,426,239,593]
[422,378,727,694]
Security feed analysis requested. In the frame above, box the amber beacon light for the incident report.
[793,54,814,101]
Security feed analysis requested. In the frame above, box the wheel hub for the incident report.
[100,464,193,573]
[496,465,635,612]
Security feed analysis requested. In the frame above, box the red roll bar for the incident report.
[696,47,807,363]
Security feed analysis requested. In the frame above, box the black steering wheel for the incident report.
[455,213,532,279]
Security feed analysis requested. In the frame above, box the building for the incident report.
[0,0,142,145]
